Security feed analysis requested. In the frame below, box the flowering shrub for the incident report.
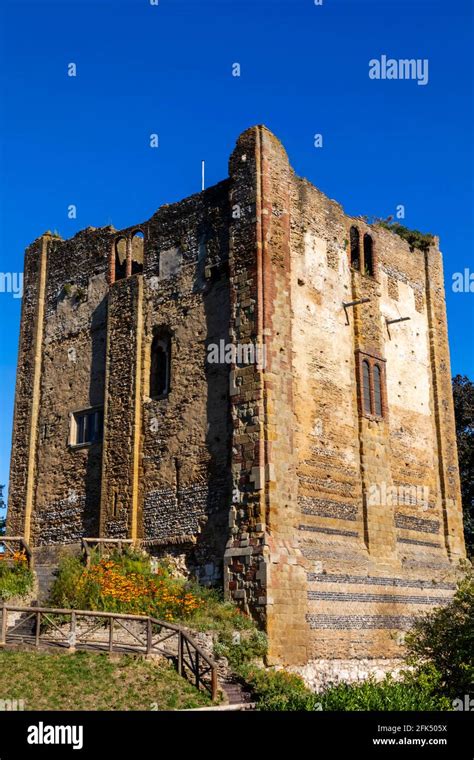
[49,552,215,624]
[49,549,256,635]
[0,551,33,600]
[75,559,204,621]
[0,549,28,563]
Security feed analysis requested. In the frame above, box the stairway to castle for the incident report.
[34,564,58,604]
[220,676,254,706]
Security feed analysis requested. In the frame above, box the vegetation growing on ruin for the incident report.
[371,216,434,253]
[0,550,34,601]
[360,215,434,252]
[0,650,210,711]
[214,629,267,669]
[0,486,34,600]
[46,551,473,711]
[48,548,255,636]
[60,282,87,303]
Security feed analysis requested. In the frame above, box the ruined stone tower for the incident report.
[7,125,465,670]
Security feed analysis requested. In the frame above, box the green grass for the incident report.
[0,649,211,711]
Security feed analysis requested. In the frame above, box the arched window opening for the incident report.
[131,231,144,275]
[363,234,374,277]
[373,364,382,417]
[150,330,171,399]
[114,238,127,281]
[362,360,371,415]
[350,226,360,270]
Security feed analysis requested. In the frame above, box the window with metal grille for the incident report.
[72,408,103,446]
[373,363,382,416]
[362,360,371,415]
[357,352,387,420]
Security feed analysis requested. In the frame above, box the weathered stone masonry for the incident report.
[7,125,466,668]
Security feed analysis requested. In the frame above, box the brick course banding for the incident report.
[307,572,456,590]
[307,615,417,630]
[395,513,440,534]
[307,591,450,605]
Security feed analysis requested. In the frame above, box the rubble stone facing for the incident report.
[7,125,465,667]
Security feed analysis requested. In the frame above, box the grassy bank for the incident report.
[0,649,211,710]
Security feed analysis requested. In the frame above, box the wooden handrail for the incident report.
[81,538,137,567]
[0,537,34,569]
[82,538,136,545]
[149,618,215,670]
[0,604,218,700]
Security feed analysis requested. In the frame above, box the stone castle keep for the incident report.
[7,125,466,669]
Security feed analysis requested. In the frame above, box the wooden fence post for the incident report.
[146,618,152,655]
[70,611,76,651]
[35,611,40,647]
[177,632,183,676]
[109,617,114,654]
[195,650,200,689]
[211,666,218,701]
[0,603,7,646]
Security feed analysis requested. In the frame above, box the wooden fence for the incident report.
[81,538,138,567]
[0,604,218,700]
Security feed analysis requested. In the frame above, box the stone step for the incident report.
[220,678,254,705]
[34,564,58,603]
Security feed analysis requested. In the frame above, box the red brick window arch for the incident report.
[356,350,387,419]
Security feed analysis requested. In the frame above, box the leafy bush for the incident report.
[241,664,452,711]
[405,568,474,697]
[0,553,34,601]
[214,629,267,669]
[241,666,321,711]
[319,668,452,712]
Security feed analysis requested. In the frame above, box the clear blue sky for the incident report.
[0,0,473,502]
